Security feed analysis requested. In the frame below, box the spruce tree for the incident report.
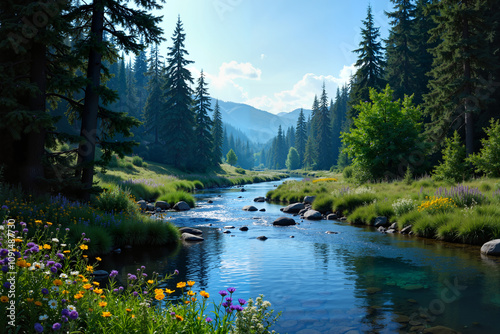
[350,5,386,116]
[211,100,224,165]
[314,83,334,170]
[193,70,214,171]
[161,16,196,169]
[331,86,349,167]
[385,0,417,101]
[134,38,148,113]
[424,0,496,155]
[295,108,307,168]
[143,44,164,144]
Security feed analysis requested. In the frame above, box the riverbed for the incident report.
[99,178,500,333]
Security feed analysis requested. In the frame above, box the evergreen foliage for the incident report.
[433,131,470,182]
[193,70,214,171]
[143,44,164,144]
[212,100,224,165]
[314,84,334,170]
[226,149,238,166]
[295,109,307,168]
[467,119,500,177]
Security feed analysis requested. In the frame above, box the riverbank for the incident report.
[267,175,500,246]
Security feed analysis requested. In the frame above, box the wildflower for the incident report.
[132,291,138,297]
[43,244,51,250]
[95,257,101,261]
[102,312,111,318]
[205,317,213,323]
[200,291,209,298]
[175,315,183,321]
[34,323,43,333]
[80,244,88,250]
[50,266,58,274]
[63,250,70,254]
[99,301,107,307]
[27,298,34,302]
[165,289,175,294]
[86,265,93,273]
[109,270,118,278]
[174,269,179,275]
[187,290,195,296]
[238,298,247,306]
[227,287,236,293]
[51,286,59,292]
[3,282,11,289]
[82,284,92,290]
[155,294,165,301]
[69,310,78,320]
[128,274,137,280]
[70,271,79,276]
[187,280,195,287]
[53,279,63,286]
[56,253,64,260]
[1,266,7,273]
[52,238,59,243]
[35,301,42,306]
[52,323,61,331]
[219,290,228,297]
[1,296,8,303]
[42,288,49,295]
[39,314,48,321]
[48,299,57,309]
[94,288,103,294]
[147,280,154,284]
[93,282,100,286]
[176,282,186,288]
[126,308,132,312]
[0,249,8,257]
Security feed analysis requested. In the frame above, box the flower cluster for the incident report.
[312,178,338,183]
[392,197,417,216]
[435,185,486,207]
[417,196,457,213]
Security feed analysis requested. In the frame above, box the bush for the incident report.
[312,195,335,213]
[342,166,354,179]
[132,156,144,167]
[108,155,120,168]
[235,167,246,174]
[433,131,470,182]
[93,187,138,214]
[467,118,500,177]
[392,197,417,216]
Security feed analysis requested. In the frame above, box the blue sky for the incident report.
[152,0,392,114]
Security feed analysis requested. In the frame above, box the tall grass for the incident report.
[157,191,195,208]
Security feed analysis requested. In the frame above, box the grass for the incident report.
[266,173,500,245]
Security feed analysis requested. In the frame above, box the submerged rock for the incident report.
[254,196,266,202]
[179,227,203,235]
[239,226,249,231]
[325,231,338,234]
[256,236,268,241]
[242,205,258,211]
[272,217,296,226]
[481,239,500,256]
[182,233,204,242]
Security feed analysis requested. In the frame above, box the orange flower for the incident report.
[187,280,195,287]
[63,250,70,254]
[165,289,175,294]
[26,298,34,302]
[102,312,111,318]
[176,282,186,289]
[94,288,103,295]
[155,294,165,301]
[35,301,42,306]
[0,296,8,303]
[74,293,83,300]
[99,301,107,307]
[95,257,102,261]
[199,291,209,298]
[187,290,195,296]
[126,308,132,313]
[93,282,100,286]
[175,315,183,321]
[86,265,93,273]
[53,279,63,286]
[83,284,92,290]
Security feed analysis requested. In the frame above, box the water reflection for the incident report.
[98,180,500,333]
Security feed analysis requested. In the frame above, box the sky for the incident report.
[150,0,393,114]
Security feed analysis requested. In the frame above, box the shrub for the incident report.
[342,166,354,179]
[108,155,120,168]
[467,118,500,177]
[235,167,246,174]
[93,187,138,214]
[312,195,335,213]
[433,131,470,182]
[392,198,417,216]
[132,156,144,167]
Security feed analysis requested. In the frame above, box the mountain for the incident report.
[210,99,312,143]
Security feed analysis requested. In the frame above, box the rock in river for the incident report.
[173,201,190,211]
[182,233,204,242]
[179,227,203,235]
[155,201,170,210]
[242,205,258,211]
[272,217,296,226]
[282,202,305,214]
[254,197,266,202]
[481,239,500,256]
[303,210,322,220]
[256,236,268,241]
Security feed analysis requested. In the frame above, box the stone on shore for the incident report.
[481,239,500,256]
[173,201,190,211]
[303,210,322,220]
[273,217,296,226]
[254,197,266,202]
[374,216,388,227]
[303,196,316,204]
[137,200,147,210]
[155,201,170,210]
[282,202,305,214]
[326,213,338,220]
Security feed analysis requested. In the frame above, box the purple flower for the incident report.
[69,310,78,320]
[13,251,20,258]
[128,274,137,281]
[65,228,70,232]
[170,311,176,316]
[52,323,61,331]
[219,290,228,297]
[31,246,40,253]
[1,265,8,273]
[47,260,55,267]
[0,249,8,257]
[20,221,26,226]
[34,323,43,332]
[174,269,179,275]
[61,315,68,323]
[142,273,147,277]
[55,263,62,269]
[109,270,118,278]
[141,266,145,270]
[1,205,8,210]
[133,291,138,297]
[61,309,69,317]
[23,228,28,233]
[235,305,244,312]
[205,317,213,322]
[118,286,124,291]
[222,302,229,308]
[61,299,66,304]
[227,287,236,293]
[225,297,233,303]
[42,288,49,295]
[81,233,85,236]
[50,266,58,274]
[238,298,247,306]
[27,242,36,248]
[143,291,148,294]
[230,304,238,311]
[113,289,119,293]
[3,282,11,289]
[56,253,64,260]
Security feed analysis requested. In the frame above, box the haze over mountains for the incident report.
[210,98,312,143]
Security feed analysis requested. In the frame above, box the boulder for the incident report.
[207,200,213,204]
[181,233,204,242]
[240,188,246,192]
[137,200,147,210]
[223,230,231,234]
[242,205,258,211]
[326,213,338,220]
[272,217,296,226]
[173,201,190,211]
[254,197,266,202]
[146,204,155,212]
[256,236,268,241]
[282,202,305,214]
[374,216,388,227]
[179,227,203,235]
[401,225,413,235]
[481,239,500,256]
[155,201,170,210]
[386,229,396,234]
[378,226,387,233]
[303,196,316,204]
[389,222,398,230]
[259,208,266,212]
[303,210,322,220]
[239,226,249,231]
[298,208,309,215]
[325,231,338,234]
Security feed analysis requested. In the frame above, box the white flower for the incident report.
[67,305,76,311]
[48,299,57,309]
[65,279,72,285]
[28,266,36,271]
[44,271,50,275]
[51,286,59,292]
[60,273,68,279]
[39,314,48,321]
[52,238,59,243]
[70,271,79,276]
[61,244,67,247]
[0,226,4,231]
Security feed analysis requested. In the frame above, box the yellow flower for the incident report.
[131,314,135,318]
[53,279,63,286]
[187,290,195,296]
[165,289,175,294]
[35,301,42,306]
[86,265,93,273]
[176,282,186,289]
[199,291,209,298]
[99,301,107,307]
[155,294,165,301]
[80,244,88,250]
[0,296,8,303]
[26,298,34,302]
[94,288,103,295]
[83,284,92,290]
[95,257,102,261]
[63,250,70,254]
[175,315,183,321]
[82,255,88,258]
[14,238,23,243]
[102,312,112,318]
[43,244,51,250]
[93,282,100,286]
[100,295,106,299]
[35,219,42,224]
[126,308,132,313]
[147,280,154,284]
[187,280,195,287]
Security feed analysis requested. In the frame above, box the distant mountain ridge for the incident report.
[210,98,312,143]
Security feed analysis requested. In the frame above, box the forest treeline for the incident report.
[1,0,500,201]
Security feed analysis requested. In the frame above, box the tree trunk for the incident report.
[21,41,47,194]
[76,0,104,201]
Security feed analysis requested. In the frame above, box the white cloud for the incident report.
[219,61,261,80]
[260,53,265,60]
[245,63,356,114]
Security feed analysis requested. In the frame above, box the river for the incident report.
[99,178,500,333]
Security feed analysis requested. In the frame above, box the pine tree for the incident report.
[385,0,417,101]
[314,83,334,170]
[303,136,316,169]
[424,0,497,155]
[295,108,307,168]
[134,38,148,112]
[126,59,138,118]
[275,125,287,169]
[211,100,224,165]
[116,55,127,112]
[350,5,386,116]
[331,86,349,167]
[193,70,213,171]
[143,43,164,144]
[161,16,196,169]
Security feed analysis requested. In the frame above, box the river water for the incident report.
[100,178,500,333]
